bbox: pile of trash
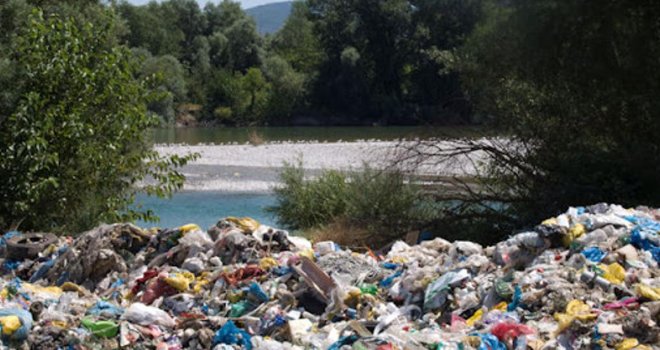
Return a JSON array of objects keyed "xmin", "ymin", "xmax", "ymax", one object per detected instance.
[{"xmin": 0, "ymin": 204, "xmax": 658, "ymax": 349}]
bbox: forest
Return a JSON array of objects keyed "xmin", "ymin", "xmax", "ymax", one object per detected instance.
[{"xmin": 1, "ymin": 0, "xmax": 483, "ymax": 127}]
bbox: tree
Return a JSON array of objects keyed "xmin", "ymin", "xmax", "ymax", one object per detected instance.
[
  {"xmin": 0, "ymin": 11, "xmax": 196, "ymax": 233},
  {"xmin": 270, "ymin": 1, "xmax": 322, "ymax": 75},
  {"xmin": 262, "ymin": 55, "xmax": 305, "ymax": 122},
  {"xmin": 403, "ymin": 0, "xmax": 660, "ymax": 242},
  {"xmin": 139, "ymin": 54, "xmax": 188, "ymax": 123}
]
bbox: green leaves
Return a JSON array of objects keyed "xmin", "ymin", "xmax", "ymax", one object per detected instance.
[{"xmin": 0, "ymin": 10, "xmax": 197, "ymax": 233}]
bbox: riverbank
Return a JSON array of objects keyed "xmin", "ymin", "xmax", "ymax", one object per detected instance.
[{"xmin": 156, "ymin": 140, "xmax": 482, "ymax": 192}]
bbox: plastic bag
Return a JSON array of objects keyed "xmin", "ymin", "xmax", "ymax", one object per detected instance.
[
  {"xmin": 86, "ymin": 301, "xmax": 124, "ymax": 318},
  {"xmin": 490, "ymin": 322, "xmax": 534, "ymax": 342},
  {"xmin": 563, "ymin": 224, "xmax": 585, "ymax": 246},
  {"xmin": 213, "ymin": 320, "xmax": 252, "ymax": 349},
  {"xmin": 81, "ymin": 318, "xmax": 119, "ymax": 338},
  {"xmin": 424, "ymin": 269, "xmax": 470, "ymax": 311},
  {"xmin": 163, "ymin": 271, "xmax": 195, "ymax": 291},
  {"xmin": 598, "ymin": 262, "xmax": 626, "ymax": 284},
  {"xmin": 225, "ymin": 217, "xmax": 260, "ymax": 233},
  {"xmin": 121, "ymin": 303, "xmax": 175, "ymax": 328},
  {"xmin": 178, "ymin": 223, "xmax": 201, "ymax": 234},
  {"xmin": 582, "ymin": 247, "xmax": 607, "ymax": 263},
  {"xmin": 0, "ymin": 308, "xmax": 32, "ymax": 341},
  {"xmin": 466, "ymin": 309, "xmax": 484, "ymax": 327},
  {"xmin": 635, "ymin": 284, "xmax": 660, "ymax": 301},
  {"xmin": 475, "ymin": 333, "xmax": 506, "ymax": 350},
  {"xmin": 553, "ymin": 300, "xmax": 597, "ymax": 333},
  {"xmin": 248, "ymin": 282, "xmax": 269, "ymax": 302},
  {"xmin": 0, "ymin": 316, "xmax": 21, "ymax": 336}
]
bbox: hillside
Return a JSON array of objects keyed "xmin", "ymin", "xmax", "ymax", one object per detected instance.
[{"xmin": 246, "ymin": 1, "xmax": 293, "ymax": 35}]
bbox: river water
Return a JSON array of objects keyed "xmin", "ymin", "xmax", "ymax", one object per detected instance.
[
  {"xmin": 134, "ymin": 191, "xmax": 279, "ymax": 229},
  {"xmin": 137, "ymin": 126, "xmax": 476, "ymax": 229}
]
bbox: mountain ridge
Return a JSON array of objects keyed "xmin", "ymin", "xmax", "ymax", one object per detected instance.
[{"xmin": 246, "ymin": 1, "xmax": 293, "ymax": 35}]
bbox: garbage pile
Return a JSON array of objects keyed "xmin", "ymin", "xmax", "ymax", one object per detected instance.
[{"xmin": 0, "ymin": 204, "xmax": 658, "ymax": 349}]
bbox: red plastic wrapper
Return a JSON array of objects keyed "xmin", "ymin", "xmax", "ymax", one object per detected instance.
[
  {"xmin": 490, "ymin": 321, "xmax": 534, "ymax": 342},
  {"xmin": 221, "ymin": 265, "xmax": 266, "ymax": 285}
]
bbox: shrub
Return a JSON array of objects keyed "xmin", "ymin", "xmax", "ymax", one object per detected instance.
[
  {"xmin": 269, "ymin": 162, "xmax": 436, "ymax": 246},
  {"xmin": 0, "ymin": 11, "xmax": 196, "ymax": 233}
]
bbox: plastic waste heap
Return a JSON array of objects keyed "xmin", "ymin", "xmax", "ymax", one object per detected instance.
[{"xmin": 0, "ymin": 205, "xmax": 657, "ymax": 349}]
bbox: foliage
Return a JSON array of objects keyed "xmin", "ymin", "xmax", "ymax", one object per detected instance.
[
  {"xmin": 0, "ymin": 11, "xmax": 196, "ymax": 233},
  {"xmin": 261, "ymin": 55, "xmax": 305, "ymax": 122},
  {"xmin": 270, "ymin": 162, "xmax": 436, "ymax": 246},
  {"xmin": 410, "ymin": 0, "xmax": 660, "ymax": 242},
  {"xmin": 113, "ymin": 0, "xmax": 482, "ymax": 125},
  {"xmin": 306, "ymin": 0, "xmax": 482, "ymax": 123},
  {"xmin": 138, "ymin": 54, "xmax": 188, "ymax": 124}
]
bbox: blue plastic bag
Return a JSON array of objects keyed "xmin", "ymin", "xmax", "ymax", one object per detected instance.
[
  {"xmin": 328, "ymin": 335, "xmax": 359, "ymax": 350},
  {"xmin": 0, "ymin": 231, "xmax": 21, "ymax": 248},
  {"xmin": 87, "ymin": 301, "xmax": 124, "ymax": 318},
  {"xmin": 248, "ymin": 282, "xmax": 269, "ymax": 302},
  {"xmin": 581, "ymin": 247, "xmax": 607, "ymax": 263},
  {"xmin": 475, "ymin": 333, "xmax": 506, "ymax": 350},
  {"xmin": 0, "ymin": 308, "xmax": 33, "ymax": 341},
  {"xmin": 507, "ymin": 285, "xmax": 522, "ymax": 312},
  {"xmin": 213, "ymin": 320, "xmax": 252, "ymax": 349},
  {"xmin": 380, "ymin": 270, "xmax": 402, "ymax": 288},
  {"xmin": 29, "ymin": 259, "xmax": 55, "ymax": 283}
]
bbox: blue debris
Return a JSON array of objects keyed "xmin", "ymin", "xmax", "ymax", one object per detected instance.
[
  {"xmin": 248, "ymin": 282, "xmax": 269, "ymax": 302},
  {"xmin": 213, "ymin": 320, "xmax": 252, "ymax": 350},
  {"xmin": 581, "ymin": 247, "xmax": 607, "ymax": 263},
  {"xmin": 87, "ymin": 301, "xmax": 124, "ymax": 318}
]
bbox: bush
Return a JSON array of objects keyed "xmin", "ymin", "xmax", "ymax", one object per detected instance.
[
  {"xmin": 0, "ymin": 11, "xmax": 196, "ymax": 233},
  {"xmin": 269, "ymin": 162, "xmax": 436, "ymax": 246}
]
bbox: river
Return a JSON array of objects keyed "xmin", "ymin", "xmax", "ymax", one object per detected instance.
[{"xmin": 136, "ymin": 126, "xmax": 478, "ymax": 229}]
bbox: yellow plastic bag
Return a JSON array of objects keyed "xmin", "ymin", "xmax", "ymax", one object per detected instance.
[
  {"xmin": 599, "ymin": 263, "xmax": 626, "ymax": 284},
  {"xmin": 225, "ymin": 217, "xmax": 260, "ymax": 233},
  {"xmin": 21, "ymin": 283, "xmax": 63, "ymax": 298},
  {"xmin": 563, "ymin": 223, "xmax": 585, "ymax": 246},
  {"xmin": 260, "ymin": 257, "xmax": 278, "ymax": 270},
  {"xmin": 298, "ymin": 249, "xmax": 315, "ymax": 261},
  {"xmin": 193, "ymin": 273, "xmax": 211, "ymax": 294},
  {"xmin": 615, "ymin": 338, "xmax": 641, "ymax": 350},
  {"xmin": 635, "ymin": 284, "xmax": 660, "ymax": 301},
  {"xmin": 492, "ymin": 301, "xmax": 508, "ymax": 311},
  {"xmin": 179, "ymin": 224, "xmax": 202, "ymax": 234},
  {"xmin": 163, "ymin": 272, "xmax": 195, "ymax": 291},
  {"xmin": 0, "ymin": 316, "xmax": 21, "ymax": 335},
  {"xmin": 541, "ymin": 218, "xmax": 558, "ymax": 226},
  {"xmin": 554, "ymin": 300, "xmax": 597, "ymax": 333},
  {"xmin": 465, "ymin": 309, "xmax": 483, "ymax": 327}
]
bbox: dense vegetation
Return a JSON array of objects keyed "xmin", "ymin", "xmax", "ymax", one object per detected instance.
[
  {"xmin": 0, "ymin": 3, "xmax": 196, "ymax": 233},
  {"xmin": 270, "ymin": 0, "xmax": 660, "ymax": 244},
  {"xmin": 269, "ymin": 163, "xmax": 437, "ymax": 246},
  {"xmin": 112, "ymin": 0, "xmax": 482, "ymax": 126},
  {"xmin": 2, "ymin": 0, "xmax": 658, "ymax": 244},
  {"xmin": 408, "ymin": 0, "xmax": 660, "ymax": 242}
]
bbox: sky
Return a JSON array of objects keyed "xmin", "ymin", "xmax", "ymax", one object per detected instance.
[{"xmin": 127, "ymin": 0, "xmax": 281, "ymax": 9}]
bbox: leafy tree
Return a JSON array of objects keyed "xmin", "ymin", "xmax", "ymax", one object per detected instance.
[
  {"xmin": 262, "ymin": 55, "xmax": 305, "ymax": 123},
  {"xmin": 204, "ymin": 0, "xmax": 244, "ymax": 35},
  {"xmin": 223, "ymin": 17, "xmax": 262, "ymax": 72},
  {"xmin": 270, "ymin": 1, "xmax": 323, "ymax": 75},
  {"xmin": 117, "ymin": 2, "xmax": 184, "ymax": 57},
  {"xmin": 407, "ymin": 0, "xmax": 660, "ymax": 242},
  {"xmin": 238, "ymin": 68, "xmax": 271, "ymax": 124},
  {"xmin": 139, "ymin": 54, "xmax": 188, "ymax": 123},
  {"xmin": 0, "ymin": 11, "xmax": 196, "ymax": 233}
]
